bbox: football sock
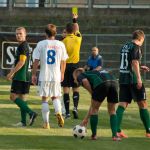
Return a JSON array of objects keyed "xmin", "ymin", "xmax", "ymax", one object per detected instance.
[
  {"xmin": 139, "ymin": 108, "xmax": 150, "ymax": 133},
  {"xmin": 42, "ymin": 102, "xmax": 50, "ymax": 123},
  {"xmin": 73, "ymin": 92, "xmax": 79, "ymax": 109},
  {"xmin": 116, "ymin": 105, "xmax": 125, "ymax": 132},
  {"xmin": 110, "ymin": 114, "xmax": 117, "ymax": 137},
  {"xmin": 14, "ymin": 98, "xmax": 33, "ymax": 114},
  {"xmin": 64, "ymin": 93, "xmax": 70, "ymax": 115},
  {"xmin": 90, "ymin": 114, "xmax": 98, "ymax": 136},
  {"xmin": 20, "ymin": 101, "xmax": 27, "ymax": 125},
  {"xmin": 52, "ymin": 98, "xmax": 62, "ymax": 114}
]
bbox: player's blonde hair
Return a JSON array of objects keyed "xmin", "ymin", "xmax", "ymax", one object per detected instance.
[{"xmin": 132, "ymin": 30, "xmax": 145, "ymax": 41}]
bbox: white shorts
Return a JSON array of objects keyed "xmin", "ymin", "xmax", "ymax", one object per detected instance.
[{"xmin": 38, "ymin": 81, "xmax": 62, "ymax": 97}]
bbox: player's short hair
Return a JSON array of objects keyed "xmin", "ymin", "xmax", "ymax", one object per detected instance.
[
  {"xmin": 132, "ymin": 30, "xmax": 145, "ymax": 40},
  {"xmin": 16, "ymin": 27, "xmax": 26, "ymax": 33},
  {"xmin": 45, "ymin": 24, "xmax": 57, "ymax": 37},
  {"xmin": 66, "ymin": 23, "xmax": 74, "ymax": 34}
]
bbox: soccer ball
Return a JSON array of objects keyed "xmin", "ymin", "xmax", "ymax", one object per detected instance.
[{"xmin": 72, "ymin": 125, "xmax": 86, "ymax": 139}]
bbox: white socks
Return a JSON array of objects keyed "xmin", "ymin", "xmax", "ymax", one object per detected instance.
[
  {"xmin": 42, "ymin": 102, "xmax": 50, "ymax": 123},
  {"xmin": 52, "ymin": 98, "xmax": 62, "ymax": 114}
]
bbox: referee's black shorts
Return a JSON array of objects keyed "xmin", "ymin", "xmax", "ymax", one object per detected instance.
[
  {"xmin": 61, "ymin": 63, "xmax": 79, "ymax": 88},
  {"xmin": 92, "ymin": 81, "xmax": 118, "ymax": 103},
  {"xmin": 11, "ymin": 80, "xmax": 30, "ymax": 94}
]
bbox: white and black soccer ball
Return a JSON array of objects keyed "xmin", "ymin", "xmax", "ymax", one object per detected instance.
[{"xmin": 72, "ymin": 125, "xmax": 86, "ymax": 139}]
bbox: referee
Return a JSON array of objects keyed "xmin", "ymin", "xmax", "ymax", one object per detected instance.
[{"xmin": 61, "ymin": 14, "xmax": 82, "ymax": 119}]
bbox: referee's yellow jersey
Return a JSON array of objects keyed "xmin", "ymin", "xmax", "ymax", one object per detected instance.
[{"xmin": 62, "ymin": 31, "xmax": 82, "ymax": 63}]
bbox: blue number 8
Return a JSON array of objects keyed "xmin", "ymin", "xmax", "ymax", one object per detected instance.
[{"xmin": 47, "ymin": 50, "xmax": 56, "ymax": 64}]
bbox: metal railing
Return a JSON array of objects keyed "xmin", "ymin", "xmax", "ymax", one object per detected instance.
[{"xmin": 1, "ymin": 0, "xmax": 150, "ymax": 8}]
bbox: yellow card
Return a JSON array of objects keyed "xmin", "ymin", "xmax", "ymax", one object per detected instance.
[{"xmin": 72, "ymin": 7, "xmax": 78, "ymax": 15}]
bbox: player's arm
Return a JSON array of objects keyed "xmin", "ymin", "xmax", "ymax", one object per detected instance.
[
  {"xmin": 6, "ymin": 55, "xmax": 26, "ymax": 80},
  {"xmin": 81, "ymin": 101, "xmax": 93, "ymax": 126},
  {"xmin": 32, "ymin": 59, "xmax": 39, "ymax": 85},
  {"xmin": 60, "ymin": 60, "xmax": 66, "ymax": 82},
  {"xmin": 132, "ymin": 60, "xmax": 142, "ymax": 89},
  {"xmin": 82, "ymin": 78, "xmax": 92, "ymax": 94},
  {"xmin": 32, "ymin": 43, "xmax": 41, "ymax": 85},
  {"xmin": 72, "ymin": 14, "xmax": 79, "ymax": 33}
]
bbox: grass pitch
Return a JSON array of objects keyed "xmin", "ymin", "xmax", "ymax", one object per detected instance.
[{"xmin": 0, "ymin": 78, "xmax": 150, "ymax": 150}]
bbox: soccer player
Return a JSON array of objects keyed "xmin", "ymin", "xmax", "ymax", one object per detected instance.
[
  {"xmin": 84, "ymin": 46, "xmax": 103, "ymax": 71},
  {"xmin": 32, "ymin": 24, "xmax": 68, "ymax": 129},
  {"xmin": 116, "ymin": 30, "xmax": 150, "ymax": 138},
  {"xmin": 6, "ymin": 27, "xmax": 37, "ymax": 127},
  {"xmin": 73, "ymin": 68, "xmax": 120, "ymax": 141},
  {"xmin": 62, "ymin": 14, "xmax": 82, "ymax": 119}
]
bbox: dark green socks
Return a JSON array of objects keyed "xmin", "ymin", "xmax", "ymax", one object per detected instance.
[
  {"xmin": 14, "ymin": 98, "xmax": 33, "ymax": 115},
  {"xmin": 116, "ymin": 105, "xmax": 125, "ymax": 132},
  {"xmin": 90, "ymin": 114, "xmax": 98, "ymax": 136},
  {"xmin": 140, "ymin": 108, "xmax": 150, "ymax": 133},
  {"xmin": 110, "ymin": 114, "xmax": 117, "ymax": 137}
]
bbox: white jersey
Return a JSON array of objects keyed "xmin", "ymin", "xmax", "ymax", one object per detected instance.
[{"xmin": 33, "ymin": 39, "xmax": 68, "ymax": 82}]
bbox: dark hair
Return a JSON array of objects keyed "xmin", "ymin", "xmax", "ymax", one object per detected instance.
[
  {"xmin": 66, "ymin": 23, "xmax": 74, "ymax": 34},
  {"xmin": 132, "ymin": 30, "xmax": 145, "ymax": 40},
  {"xmin": 45, "ymin": 24, "xmax": 57, "ymax": 37}
]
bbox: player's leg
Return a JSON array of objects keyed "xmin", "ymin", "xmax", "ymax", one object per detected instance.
[
  {"xmin": 72, "ymin": 87, "xmax": 79, "ymax": 119},
  {"xmin": 63, "ymin": 87, "xmax": 70, "ymax": 118},
  {"xmin": 90, "ymin": 100, "xmax": 101, "ymax": 140},
  {"xmin": 134, "ymin": 84, "xmax": 150, "ymax": 137},
  {"xmin": 38, "ymin": 81, "xmax": 50, "ymax": 129},
  {"xmin": 138, "ymin": 100, "xmax": 150, "ymax": 137},
  {"xmin": 18, "ymin": 94, "xmax": 27, "ymax": 126},
  {"xmin": 10, "ymin": 81, "xmax": 37, "ymax": 126},
  {"xmin": 52, "ymin": 96, "xmax": 64, "ymax": 127},
  {"xmin": 50, "ymin": 82, "xmax": 64, "ymax": 127},
  {"xmin": 62, "ymin": 64, "xmax": 71, "ymax": 118},
  {"xmin": 42, "ymin": 97, "xmax": 50, "ymax": 129},
  {"xmin": 108, "ymin": 103, "xmax": 121, "ymax": 141},
  {"xmin": 116, "ymin": 84, "xmax": 131, "ymax": 138},
  {"xmin": 107, "ymin": 81, "xmax": 121, "ymax": 141},
  {"xmin": 71, "ymin": 64, "xmax": 80, "ymax": 119}
]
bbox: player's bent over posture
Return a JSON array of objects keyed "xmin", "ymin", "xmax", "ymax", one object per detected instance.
[
  {"xmin": 73, "ymin": 68, "xmax": 121, "ymax": 141},
  {"xmin": 116, "ymin": 30, "xmax": 150, "ymax": 138},
  {"xmin": 32, "ymin": 24, "xmax": 68, "ymax": 129},
  {"xmin": 6, "ymin": 27, "xmax": 37, "ymax": 127}
]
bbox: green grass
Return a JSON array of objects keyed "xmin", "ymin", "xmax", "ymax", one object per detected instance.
[{"xmin": 0, "ymin": 79, "xmax": 150, "ymax": 150}]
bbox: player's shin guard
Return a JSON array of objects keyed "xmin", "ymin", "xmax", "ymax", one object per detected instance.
[
  {"xmin": 73, "ymin": 92, "xmax": 79, "ymax": 109},
  {"xmin": 116, "ymin": 105, "xmax": 125, "ymax": 132},
  {"xmin": 64, "ymin": 93, "xmax": 70, "ymax": 115},
  {"xmin": 139, "ymin": 108, "xmax": 150, "ymax": 133},
  {"xmin": 110, "ymin": 114, "xmax": 117, "ymax": 137},
  {"xmin": 52, "ymin": 98, "xmax": 62, "ymax": 114},
  {"xmin": 42, "ymin": 102, "xmax": 50, "ymax": 123},
  {"xmin": 90, "ymin": 114, "xmax": 98, "ymax": 137}
]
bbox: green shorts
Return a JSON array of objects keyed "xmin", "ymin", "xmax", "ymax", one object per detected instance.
[{"xmin": 119, "ymin": 84, "xmax": 146, "ymax": 103}]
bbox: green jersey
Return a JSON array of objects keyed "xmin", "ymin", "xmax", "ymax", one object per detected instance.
[
  {"xmin": 77, "ymin": 70, "xmax": 116, "ymax": 90},
  {"xmin": 119, "ymin": 42, "xmax": 142, "ymax": 84},
  {"xmin": 13, "ymin": 41, "xmax": 30, "ymax": 82}
]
